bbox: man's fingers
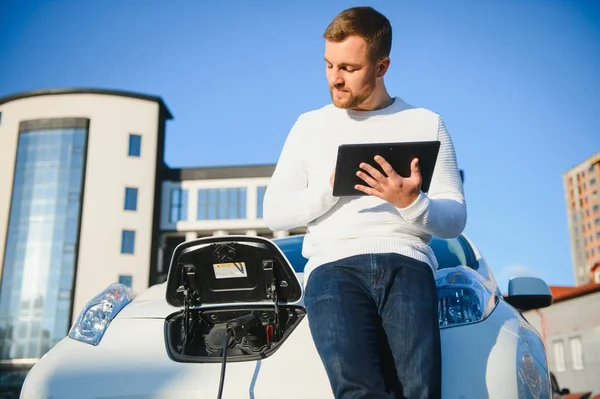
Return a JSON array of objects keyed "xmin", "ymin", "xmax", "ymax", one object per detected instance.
[
  {"xmin": 359, "ymin": 162, "xmax": 385, "ymax": 181},
  {"xmin": 374, "ymin": 155, "xmax": 398, "ymax": 178},
  {"xmin": 354, "ymin": 184, "xmax": 384, "ymax": 198},
  {"xmin": 356, "ymin": 171, "xmax": 381, "ymax": 190}
]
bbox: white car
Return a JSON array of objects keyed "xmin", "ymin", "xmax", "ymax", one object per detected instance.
[{"xmin": 20, "ymin": 234, "xmax": 554, "ymax": 399}]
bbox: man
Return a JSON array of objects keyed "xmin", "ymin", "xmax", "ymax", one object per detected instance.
[{"xmin": 263, "ymin": 6, "xmax": 466, "ymax": 399}]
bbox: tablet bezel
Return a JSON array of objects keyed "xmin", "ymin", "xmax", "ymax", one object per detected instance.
[{"xmin": 332, "ymin": 140, "xmax": 441, "ymax": 197}]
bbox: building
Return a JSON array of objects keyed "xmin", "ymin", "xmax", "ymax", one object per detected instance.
[
  {"xmin": 0, "ymin": 88, "xmax": 304, "ymax": 383},
  {"xmin": 523, "ymin": 277, "xmax": 600, "ymax": 395},
  {"xmin": 156, "ymin": 165, "xmax": 306, "ymax": 284},
  {"xmin": 0, "ymin": 88, "xmax": 175, "ymax": 366},
  {"xmin": 563, "ymin": 153, "xmax": 600, "ymax": 285}
]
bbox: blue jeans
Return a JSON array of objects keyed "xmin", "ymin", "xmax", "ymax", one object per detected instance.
[{"xmin": 303, "ymin": 253, "xmax": 441, "ymax": 399}]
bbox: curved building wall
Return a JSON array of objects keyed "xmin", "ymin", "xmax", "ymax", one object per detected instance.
[{"xmin": 0, "ymin": 91, "xmax": 169, "ymax": 362}]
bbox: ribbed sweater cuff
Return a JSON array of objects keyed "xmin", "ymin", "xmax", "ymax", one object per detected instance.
[{"xmin": 396, "ymin": 191, "xmax": 430, "ymax": 221}]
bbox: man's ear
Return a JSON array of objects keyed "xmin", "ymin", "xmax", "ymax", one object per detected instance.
[{"xmin": 377, "ymin": 57, "xmax": 391, "ymax": 78}]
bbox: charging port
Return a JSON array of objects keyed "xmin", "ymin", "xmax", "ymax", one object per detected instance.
[
  {"xmin": 163, "ymin": 237, "xmax": 306, "ymax": 364},
  {"xmin": 165, "ymin": 305, "xmax": 306, "ymax": 363}
]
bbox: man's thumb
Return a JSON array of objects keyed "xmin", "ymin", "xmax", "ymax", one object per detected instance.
[{"xmin": 411, "ymin": 158, "xmax": 421, "ymax": 178}]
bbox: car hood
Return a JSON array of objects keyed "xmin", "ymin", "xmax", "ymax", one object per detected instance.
[{"xmin": 116, "ymin": 283, "xmax": 178, "ymax": 319}]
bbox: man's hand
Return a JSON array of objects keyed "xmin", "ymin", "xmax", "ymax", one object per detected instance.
[
  {"xmin": 355, "ymin": 155, "xmax": 422, "ymax": 208},
  {"xmin": 330, "ymin": 171, "xmax": 335, "ymax": 188}
]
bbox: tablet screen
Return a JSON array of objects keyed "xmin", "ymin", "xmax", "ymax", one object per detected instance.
[{"xmin": 332, "ymin": 140, "xmax": 440, "ymax": 197}]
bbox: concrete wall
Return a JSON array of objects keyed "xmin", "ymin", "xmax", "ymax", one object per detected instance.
[
  {"xmin": 0, "ymin": 92, "xmax": 164, "ymax": 322},
  {"xmin": 524, "ymin": 291, "xmax": 600, "ymax": 393}
]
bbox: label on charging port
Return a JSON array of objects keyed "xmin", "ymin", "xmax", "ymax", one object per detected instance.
[{"xmin": 213, "ymin": 262, "xmax": 248, "ymax": 279}]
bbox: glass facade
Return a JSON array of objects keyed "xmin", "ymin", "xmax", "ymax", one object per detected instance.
[
  {"xmin": 0, "ymin": 125, "xmax": 87, "ymax": 360},
  {"xmin": 197, "ymin": 188, "xmax": 247, "ymax": 220}
]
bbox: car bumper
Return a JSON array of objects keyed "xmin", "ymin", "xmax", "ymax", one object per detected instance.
[
  {"xmin": 20, "ymin": 302, "xmax": 548, "ymax": 398},
  {"xmin": 20, "ymin": 316, "xmax": 331, "ymax": 399}
]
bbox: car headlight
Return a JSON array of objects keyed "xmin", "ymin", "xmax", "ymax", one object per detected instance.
[
  {"xmin": 436, "ymin": 266, "xmax": 497, "ymax": 329},
  {"xmin": 68, "ymin": 283, "xmax": 134, "ymax": 345}
]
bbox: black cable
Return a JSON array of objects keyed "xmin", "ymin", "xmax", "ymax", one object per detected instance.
[
  {"xmin": 217, "ymin": 330, "xmax": 233, "ymax": 399},
  {"xmin": 216, "ymin": 314, "xmax": 264, "ymax": 399}
]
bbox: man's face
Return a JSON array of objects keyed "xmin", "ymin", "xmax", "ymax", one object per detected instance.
[{"xmin": 324, "ymin": 35, "xmax": 382, "ymax": 109}]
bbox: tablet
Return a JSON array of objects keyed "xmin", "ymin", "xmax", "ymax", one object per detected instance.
[{"xmin": 332, "ymin": 140, "xmax": 441, "ymax": 197}]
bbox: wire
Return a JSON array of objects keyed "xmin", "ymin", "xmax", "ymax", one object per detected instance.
[{"xmin": 217, "ymin": 331, "xmax": 233, "ymax": 399}]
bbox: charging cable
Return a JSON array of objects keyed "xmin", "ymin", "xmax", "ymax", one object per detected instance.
[
  {"xmin": 216, "ymin": 313, "xmax": 264, "ymax": 399},
  {"xmin": 216, "ymin": 329, "xmax": 234, "ymax": 399}
]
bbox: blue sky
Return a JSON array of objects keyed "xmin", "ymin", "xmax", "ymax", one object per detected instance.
[{"xmin": 1, "ymin": 0, "xmax": 599, "ymax": 292}]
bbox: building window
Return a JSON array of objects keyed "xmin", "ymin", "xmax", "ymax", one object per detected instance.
[
  {"xmin": 169, "ymin": 188, "xmax": 188, "ymax": 222},
  {"xmin": 257, "ymin": 186, "xmax": 267, "ymax": 219},
  {"xmin": 118, "ymin": 275, "xmax": 133, "ymax": 288},
  {"xmin": 121, "ymin": 230, "xmax": 135, "ymax": 254},
  {"xmin": 128, "ymin": 134, "xmax": 142, "ymax": 157},
  {"xmin": 594, "ymin": 204, "xmax": 600, "ymax": 213},
  {"xmin": 124, "ymin": 187, "xmax": 138, "ymax": 211},
  {"xmin": 197, "ymin": 188, "xmax": 247, "ymax": 220},
  {"xmin": 553, "ymin": 340, "xmax": 566, "ymax": 372},
  {"xmin": 591, "ymin": 178, "xmax": 597, "ymax": 186},
  {"xmin": 0, "ymin": 122, "xmax": 88, "ymax": 360},
  {"xmin": 570, "ymin": 337, "xmax": 584, "ymax": 370}
]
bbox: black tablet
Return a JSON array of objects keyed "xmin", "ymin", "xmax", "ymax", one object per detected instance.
[{"xmin": 332, "ymin": 140, "xmax": 441, "ymax": 197}]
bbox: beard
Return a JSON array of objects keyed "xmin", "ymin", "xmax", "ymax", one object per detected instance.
[{"xmin": 329, "ymin": 74, "xmax": 377, "ymax": 109}]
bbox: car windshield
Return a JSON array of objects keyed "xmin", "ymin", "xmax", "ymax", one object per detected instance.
[{"xmin": 274, "ymin": 235, "xmax": 476, "ymax": 274}]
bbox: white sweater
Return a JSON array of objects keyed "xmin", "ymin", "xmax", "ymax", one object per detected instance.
[{"xmin": 263, "ymin": 97, "xmax": 467, "ymax": 284}]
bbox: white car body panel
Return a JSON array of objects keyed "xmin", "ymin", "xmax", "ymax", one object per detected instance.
[
  {"xmin": 21, "ymin": 288, "xmax": 549, "ymax": 399},
  {"xmin": 19, "ymin": 235, "xmax": 552, "ymax": 399}
]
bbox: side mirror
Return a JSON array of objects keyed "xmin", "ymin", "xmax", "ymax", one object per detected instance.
[
  {"xmin": 560, "ymin": 388, "xmax": 570, "ymax": 395},
  {"xmin": 505, "ymin": 277, "xmax": 553, "ymax": 311}
]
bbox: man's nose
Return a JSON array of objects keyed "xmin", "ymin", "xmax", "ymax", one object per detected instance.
[{"xmin": 330, "ymin": 74, "xmax": 344, "ymax": 87}]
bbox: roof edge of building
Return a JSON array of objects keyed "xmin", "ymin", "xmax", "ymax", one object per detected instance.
[
  {"xmin": 549, "ymin": 282, "xmax": 600, "ymax": 303},
  {"xmin": 563, "ymin": 151, "xmax": 600, "ymax": 175},
  {"xmin": 0, "ymin": 87, "xmax": 173, "ymax": 119},
  {"xmin": 164, "ymin": 163, "xmax": 277, "ymax": 181}
]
